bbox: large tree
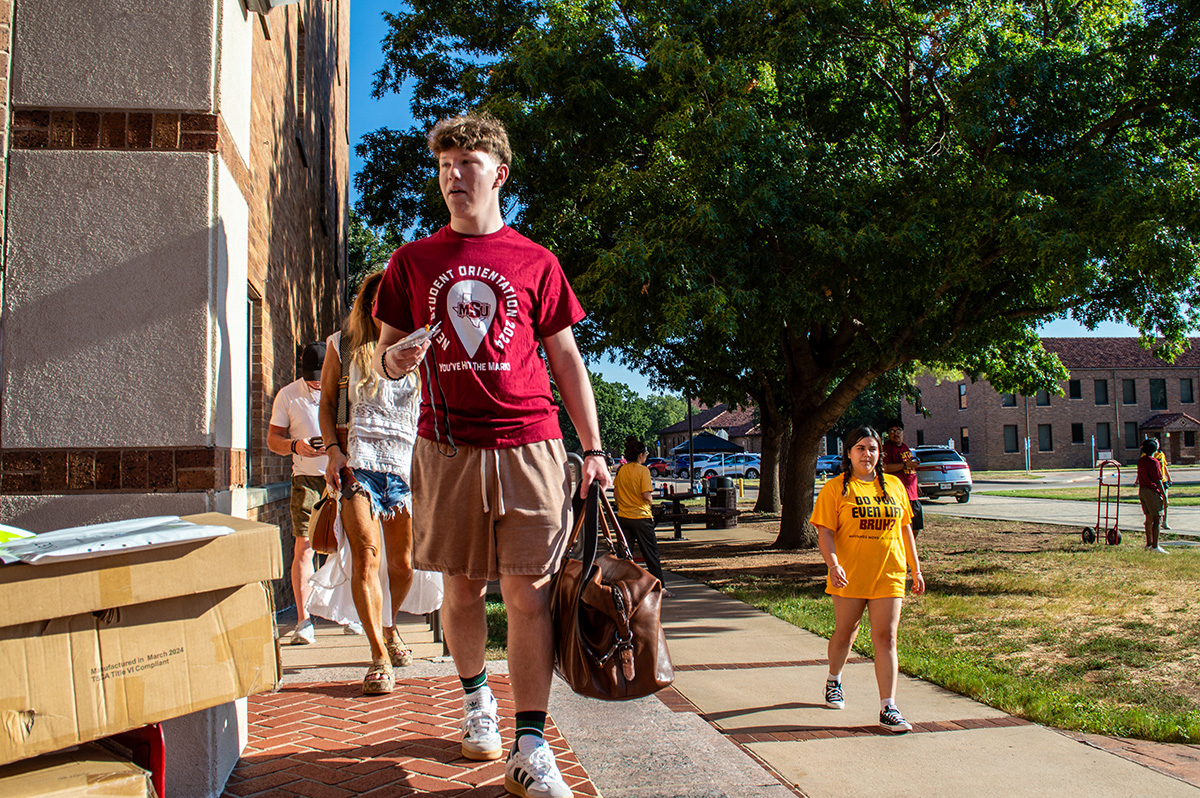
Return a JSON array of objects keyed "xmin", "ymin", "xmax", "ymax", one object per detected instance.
[{"xmin": 358, "ymin": 0, "xmax": 1200, "ymax": 547}]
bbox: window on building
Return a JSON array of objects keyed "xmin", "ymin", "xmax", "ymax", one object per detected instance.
[
  {"xmin": 1182, "ymin": 379, "xmax": 1195, "ymax": 404},
  {"xmin": 1071, "ymin": 423, "xmax": 1084, "ymax": 444},
  {"xmin": 1095, "ymin": 379, "xmax": 1109, "ymax": 405},
  {"xmin": 1068, "ymin": 379, "xmax": 1081, "ymax": 399},
  {"xmin": 296, "ymin": 14, "xmax": 307, "ymax": 119},
  {"xmin": 1038, "ymin": 424, "xmax": 1052, "ymax": 451},
  {"xmin": 319, "ymin": 120, "xmax": 330, "ymax": 235},
  {"xmin": 916, "ymin": 430, "xmax": 924, "ymax": 446},
  {"xmin": 958, "ymin": 384, "xmax": 967, "ymax": 409},
  {"xmin": 1150, "ymin": 378, "xmax": 1167, "ymax": 410},
  {"xmin": 1004, "ymin": 425, "xmax": 1019, "ymax": 453},
  {"xmin": 1186, "ymin": 431, "xmax": 1196, "ymax": 447},
  {"xmin": 1000, "ymin": 392, "xmax": 1017, "ymax": 407},
  {"xmin": 1124, "ymin": 422, "xmax": 1140, "ymax": 449},
  {"xmin": 1035, "ymin": 389, "xmax": 1050, "ymax": 406},
  {"xmin": 960, "ymin": 427, "xmax": 970, "ymax": 455},
  {"xmin": 1122, "ymin": 379, "xmax": 1137, "ymax": 404},
  {"xmin": 1096, "ymin": 422, "xmax": 1111, "ymax": 450}
]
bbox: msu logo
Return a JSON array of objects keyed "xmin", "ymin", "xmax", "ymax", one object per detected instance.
[{"xmin": 453, "ymin": 294, "xmax": 492, "ymax": 330}]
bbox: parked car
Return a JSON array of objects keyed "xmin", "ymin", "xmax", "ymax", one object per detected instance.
[
  {"xmin": 645, "ymin": 457, "xmax": 671, "ymax": 477},
  {"xmin": 673, "ymin": 452, "xmax": 724, "ymax": 479},
  {"xmin": 700, "ymin": 453, "xmax": 762, "ymax": 479},
  {"xmin": 816, "ymin": 454, "xmax": 843, "ymax": 476},
  {"xmin": 912, "ymin": 446, "xmax": 972, "ymax": 502}
]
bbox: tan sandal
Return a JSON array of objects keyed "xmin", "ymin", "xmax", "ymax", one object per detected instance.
[
  {"xmin": 385, "ymin": 637, "xmax": 413, "ymax": 668},
  {"xmin": 362, "ymin": 659, "xmax": 395, "ymax": 695}
]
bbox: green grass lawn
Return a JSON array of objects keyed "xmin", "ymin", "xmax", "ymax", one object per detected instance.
[
  {"xmin": 983, "ymin": 485, "xmax": 1200, "ymax": 506},
  {"xmin": 669, "ymin": 517, "xmax": 1200, "ymax": 744}
]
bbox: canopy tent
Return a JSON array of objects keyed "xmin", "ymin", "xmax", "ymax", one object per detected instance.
[{"xmin": 670, "ymin": 432, "xmax": 744, "ymax": 454}]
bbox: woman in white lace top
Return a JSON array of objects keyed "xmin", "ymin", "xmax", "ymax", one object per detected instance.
[{"xmin": 318, "ymin": 270, "xmax": 421, "ymax": 695}]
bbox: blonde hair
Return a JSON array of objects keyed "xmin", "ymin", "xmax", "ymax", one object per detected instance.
[{"xmin": 344, "ymin": 270, "xmax": 385, "ymax": 395}]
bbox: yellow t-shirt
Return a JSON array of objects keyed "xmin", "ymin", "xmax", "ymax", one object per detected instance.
[
  {"xmin": 1153, "ymin": 451, "xmax": 1171, "ymax": 483},
  {"xmin": 614, "ymin": 462, "xmax": 653, "ymax": 519},
  {"xmin": 810, "ymin": 473, "xmax": 913, "ymax": 599}
]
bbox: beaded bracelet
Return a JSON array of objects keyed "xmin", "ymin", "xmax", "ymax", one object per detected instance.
[
  {"xmin": 380, "ymin": 352, "xmax": 403, "ymax": 380},
  {"xmin": 582, "ymin": 449, "xmax": 606, "ymax": 459}
]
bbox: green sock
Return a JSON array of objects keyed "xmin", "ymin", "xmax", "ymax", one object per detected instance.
[
  {"xmin": 460, "ymin": 669, "xmax": 487, "ymax": 697},
  {"xmin": 514, "ymin": 711, "xmax": 546, "ymax": 748}
]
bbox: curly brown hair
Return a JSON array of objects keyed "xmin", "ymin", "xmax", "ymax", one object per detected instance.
[{"xmin": 427, "ymin": 113, "xmax": 512, "ymax": 167}]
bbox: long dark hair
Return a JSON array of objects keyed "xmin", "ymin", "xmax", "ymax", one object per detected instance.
[{"xmin": 840, "ymin": 426, "xmax": 887, "ymax": 496}]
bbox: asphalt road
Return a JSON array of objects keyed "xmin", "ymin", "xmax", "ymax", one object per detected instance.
[{"xmin": 653, "ymin": 469, "xmax": 1200, "ymax": 543}]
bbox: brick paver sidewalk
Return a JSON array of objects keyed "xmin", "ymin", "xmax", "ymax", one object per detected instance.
[{"xmin": 221, "ymin": 674, "xmax": 599, "ymax": 798}]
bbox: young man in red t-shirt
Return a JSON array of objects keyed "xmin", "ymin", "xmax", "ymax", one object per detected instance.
[
  {"xmin": 882, "ymin": 419, "xmax": 923, "ymax": 536},
  {"xmin": 372, "ymin": 114, "xmax": 608, "ymax": 798}
]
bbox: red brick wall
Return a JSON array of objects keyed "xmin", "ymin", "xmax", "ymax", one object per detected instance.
[
  {"xmin": 247, "ymin": 495, "xmax": 295, "ymax": 610},
  {"xmin": 247, "ymin": 1, "xmax": 348, "ymax": 492},
  {"xmin": 0, "ymin": 447, "xmax": 247, "ymax": 493},
  {"xmin": 904, "ymin": 367, "xmax": 1200, "ymax": 470}
]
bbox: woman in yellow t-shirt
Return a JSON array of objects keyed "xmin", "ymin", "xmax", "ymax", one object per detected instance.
[
  {"xmin": 614, "ymin": 436, "xmax": 673, "ymax": 597},
  {"xmin": 811, "ymin": 426, "xmax": 924, "ymax": 733}
]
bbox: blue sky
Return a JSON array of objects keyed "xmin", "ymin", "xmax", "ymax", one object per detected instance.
[{"xmin": 347, "ymin": 3, "xmax": 1140, "ymax": 397}]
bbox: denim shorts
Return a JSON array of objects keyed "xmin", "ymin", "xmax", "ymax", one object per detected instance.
[{"xmin": 349, "ymin": 468, "xmax": 412, "ymax": 519}]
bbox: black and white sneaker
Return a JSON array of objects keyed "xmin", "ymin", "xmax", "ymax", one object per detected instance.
[
  {"xmin": 879, "ymin": 706, "xmax": 912, "ymax": 733},
  {"xmin": 824, "ymin": 681, "xmax": 844, "ymax": 709},
  {"xmin": 504, "ymin": 736, "xmax": 572, "ymax": 798}
]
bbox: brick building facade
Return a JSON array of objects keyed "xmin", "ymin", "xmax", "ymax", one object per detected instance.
[
  {"xmin": 657, "ymin": 403, "xmax": 762, "ymax": 454},
  {"xmin": 0, "ymin": 1, "xmax": 348, "ymax": 608},
  {"xmin": 902, "ymin": 338, "xmax": 1200, "ymax": 470}
]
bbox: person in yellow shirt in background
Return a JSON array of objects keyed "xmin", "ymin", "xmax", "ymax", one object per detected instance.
[
  {"xmin": 812, "ymin": 426, "xmax": 925, "ymax": 734},
  {"xmin": 1152, "ymin": 443, "xmax": 1172, "ymax": 530},
  {"xmin": 614, "ymin": 436, "xmax": 673, "ymax": 598}
]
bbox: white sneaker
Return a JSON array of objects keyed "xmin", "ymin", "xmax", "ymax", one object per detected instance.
[
  {"xmin": 461, "ymin": 687, "xmax": 502, "ymax": 761},
  {"xmin": 1154, "ymin": 545, "xmax": 1170, "ymax": 554},
  {"xmin": 505, "ymin": 736, "xmax": 572, "ymax": 798},
  {"xmin": 290, "ymin": 619, "xmax": 315, "ymax": 645},
  {"xmin": 342, "ymin": 621, "xmax": 364, "ymax": 635}
]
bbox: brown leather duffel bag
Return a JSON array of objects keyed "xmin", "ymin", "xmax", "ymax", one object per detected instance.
[{"xmin": 550, "ymin": 484, "xmax": 674, "ymax": 701}]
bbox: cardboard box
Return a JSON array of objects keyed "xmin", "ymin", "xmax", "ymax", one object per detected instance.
[
  {"xmin": 0, "ymin": 514, "xmax": 282, "ymax": 766},
  {"xmin": 0, "ymin": 742, "xmax": 154, "ymax": 797},
  {"xmin": 0, "ymin": 513, "xmax": 282, "ymax": 627}
]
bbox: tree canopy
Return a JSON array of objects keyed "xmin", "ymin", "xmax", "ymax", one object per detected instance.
[
  {"xmin": 553, "ymin": 371, "xmax": 686, "ymax": 453},
  {"xmin": 358, "ymin": 0, "xmax": 1200, "ymax": 546}
]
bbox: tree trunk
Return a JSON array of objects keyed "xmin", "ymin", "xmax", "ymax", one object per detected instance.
[
  {"xmin": 773, "ymin": 414, "xmax": 830, "ymax": 549},
  {"xmin": 753, "ymin": 407, "xmax": 788, "ymax": 514}
]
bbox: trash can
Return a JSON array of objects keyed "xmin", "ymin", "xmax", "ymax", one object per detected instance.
[{"xmin": 707, "ymin": 477, "xmax": 739, "ymax": 529}]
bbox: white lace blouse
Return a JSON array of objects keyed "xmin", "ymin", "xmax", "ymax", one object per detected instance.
[{"xmin": 326, "ymin": 331, "xmax": 420, "ymax": 483}]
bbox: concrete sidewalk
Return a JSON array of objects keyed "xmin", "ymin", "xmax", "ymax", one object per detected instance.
[{"xmin": 226, "ymin": 521, "xmax": 1200, "ymax": 797}]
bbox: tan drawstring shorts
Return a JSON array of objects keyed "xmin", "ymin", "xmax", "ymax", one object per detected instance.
[{"xmin": 411, "ymin": 436, "xmax": 573, "ymax": 581}]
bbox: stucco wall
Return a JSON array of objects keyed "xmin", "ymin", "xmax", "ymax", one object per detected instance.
[
  {"xmin": 218, "ymin": 0, "xmax": 254, "ymax": 160},
  {"xmin": 215, "ymin": 159, "xmax": 250, "ymax": 450},
  {"xmin": 2, "ymin": 151, "xmax": 214, "ymax": 448},
  {"xmin": 0, "ymin": 492, "xmax": 212, "ymax": 533},
  {"xmin": 11, "ymin": 0, "xmax": 216, "ymax": 110}
]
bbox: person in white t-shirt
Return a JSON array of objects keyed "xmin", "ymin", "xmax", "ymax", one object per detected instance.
[{"xmin": 269, "ymin": 342, "xmax": 357, "ymax": 644}]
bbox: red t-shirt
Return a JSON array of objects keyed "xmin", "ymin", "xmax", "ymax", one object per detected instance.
[
  {"xmin": 373, "ymin": 225, "xmax": 585, "ymax": 449},
  {"xmin": 882, "ymin": 441, "xmax": 919, "ymax": 500},
  {"xmin": 1136, "ymin": 455, "xmax": 1164, "ymax": 495}
]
